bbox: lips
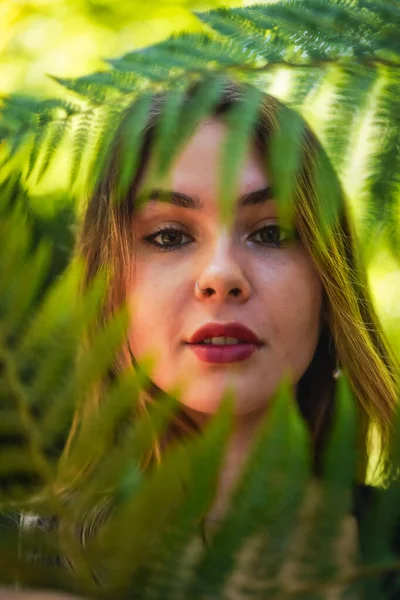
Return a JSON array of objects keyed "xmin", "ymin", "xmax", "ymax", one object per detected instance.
[{"xmin": 187, "ymin": 322, "xmax": 262, "ymax": 345}]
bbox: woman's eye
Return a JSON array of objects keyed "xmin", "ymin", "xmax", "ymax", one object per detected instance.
[
  {"xmin": 142, "ymin": 227, "xmax": 191, "ymax": 251},
  {"xmin": 250, "ymin": 224, "xmax": 286, "ymax": 247},
  {"xmin": 142, "ymin": 224, "xmax": 292, "ymax": 252}
]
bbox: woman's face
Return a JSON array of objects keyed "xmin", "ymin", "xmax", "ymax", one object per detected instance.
[{"xmin": 128, "ymin": 118, "xmax": 323, "ymax": 418}]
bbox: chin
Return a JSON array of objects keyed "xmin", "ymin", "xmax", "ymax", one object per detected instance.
[{"xmin": 176, "ymin": 380, "xmax": 269, "ymax": 417}]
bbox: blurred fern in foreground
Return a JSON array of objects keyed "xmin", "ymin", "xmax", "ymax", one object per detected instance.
[
  {"xmin": 0, "ymin": 0, "xmax": 400, "ymax": 598},
  {"xmin": 1, "ymin": 195, "xmax": 400, "ymax": 597}
]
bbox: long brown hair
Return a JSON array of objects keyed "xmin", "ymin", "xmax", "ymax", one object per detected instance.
[{"xmin": 58, "ymin": 81, "xmax": 399, "ymax": 543}]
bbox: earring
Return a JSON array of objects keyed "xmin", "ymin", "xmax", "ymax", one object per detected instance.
[{"xmin": 332, "ymin": 366, "xmax": 342, "ymax": 380}]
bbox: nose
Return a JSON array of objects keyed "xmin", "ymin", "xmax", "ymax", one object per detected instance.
[{"xmin": 195, "ymin": 231, "xmax": 251, "ymax": 303}]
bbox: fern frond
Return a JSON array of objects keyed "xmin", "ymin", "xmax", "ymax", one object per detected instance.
[
  {"xmin": 279, "ymin": 375, "xmax": 359, "ymax": 598},
  {"xmin": 177, "ymin": 74, "xmax": 226, "ymax": 149},
  {"xmin": 25, "ymin": 115, "xmax": 51, "ymax": 182},
  {"xmin": 19, "ymin": 269, "xmax": 105, "ymax": 420},
  {"xmin": 111, "ymin": 392, "xmax": 234, "ymax": 599},
  {"xmin": 245, "ymin": 0, "xmax": 400, "ymax": 63},
  {"xmin": 84, "ymin": 102, "xmax": 127, "ymax": 196},
  {"xmin": 218, "ymin": 84, "xmax": 263, "ymax": 222},
  {"xmin": 62, "ymin": 375, "xmax": 182, "ymax": 517},
  {"xmin": 107, "ymin": 57, "xmax": 169, "ymax": 83},
  {"xmin": 323, "ymin": 375, "xmax": 358, "ymax": 488},
  {"xmin": 0, "ymin": 96, "xmax": 80, "ymax": 183},
  {"xmin": 268, "ymin": 101, "xmax": 307, "ymax": 225},
  {"xmin": 362, "ymin": 71, "xmax": 400, "ymax": 259},
  {"xmin": 197, "ymin": 8, "xmax": 282, "ymax": 66},
  {"xmin": 0, "ymin": 335, "xmax": 52, "ymax": 502},
  {"xmin": 0, "ymin": 95, "xmax": 41, "ymax": 134},
  {"xmin": 17, "ymin": 260, "xmax": 89, "ymax": 360},
  {"xmin": 0, "ymin": 2, "xmax": 399, "ymax": 594},
  {"xmin": 323, "ymin": 67, "xmax": 378, "ymax": 173},
  {"xmin": 36, "ymin": 118, "xmax": 70, "ymax": 183},
  {"xmin": 39, "ymin": 308, "xmax": 129, "ymax": 451},
  {"xmin": 153, "ymin": 84, "xmax": 197, "ymax": 182},
  {"xmin": 116, "ymin": 92, "xmax": 153, "ymax": 201},
  {"xmin": 49, "ymin": 72, "xmax": 119, "ymax": 105},
  {"xmin": 0, "ymin": 239, "xmax": 51, "ymax": 342},
  {"xmin": 180, "ymin": 380, "xmax": 309, "ymax": 599},
  {"xmin": 109, "ymin": 33, "xmax": 258, "ymax": 83},
  {"xmin": 69, "ymin": 110, "xmax": 95, "ymax": 189}
]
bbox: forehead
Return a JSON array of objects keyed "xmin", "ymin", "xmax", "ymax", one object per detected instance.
[
  {"xmin": 137, "ymin": 119, "xmax": 270, "ymax": 214},
  {"xmin": 171, "ymin": 119, "xmax": 267, "ymax": 191}
]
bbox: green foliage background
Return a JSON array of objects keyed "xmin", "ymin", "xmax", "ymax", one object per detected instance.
[{"xmin": 1, "ymin": 1, "xmax": 400, "ymax": 598}]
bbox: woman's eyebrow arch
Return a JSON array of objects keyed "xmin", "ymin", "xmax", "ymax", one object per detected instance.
[{"xmin": 142, "ymin": 186, "xmax": 273, "ymax": 210}]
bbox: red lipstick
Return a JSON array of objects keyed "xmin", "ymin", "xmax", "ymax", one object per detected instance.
[{"xmin": 186, "ymin": 322, "xmax": 263, "ymax": 364}]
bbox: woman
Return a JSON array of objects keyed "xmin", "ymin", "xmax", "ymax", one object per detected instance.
[{"xmin": 53, "ymin": 79, "xmax": 398, "ymax": 586}]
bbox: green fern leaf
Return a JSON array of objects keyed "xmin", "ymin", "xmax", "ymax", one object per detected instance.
[
  {"xmin": 363, "ymin": 71, "xmax": 400, "ymax": 260},
  {"xmin": 323, "ymin": 374, "xmax": 358, "ymax": 488},
  {"xmin": 118, "ymin": 392, "xmax": 234, "ymax": 600},
  {"xmin": 116, "ymin": 92, "xmax": 153, "ymax": 202},
  {"xmin": 288, "ymin": 67, "xmax": 325, "ymax": 108},
  {"xmin": 39, "ymin": 307, "xmax": 129, "ymax": 450},
  {"xmin": 49, "ymin": 72, "xmax": 118, "ymax": 104},
  {"xmin": 358, "ymin": 0, "xmax": 400, "ymax": 27},
  {"xmin": 85, "ymin": 102, "xmax": 126, "ymax": 196},
  {"xmin": 21, "ymin": 272, "xmax": 106, "ymax": 418},
  {"xmin": 107, "ymin": 53, "xmax": 171, "ymax": 82},
  {"xmin": 64, "ymin": 380, "xmax": 182, "ymax": 524},
  {"xmin": 152, "ymin": 85, "xmax": 189, "ymax": 180},
  {"xmin": 1, "ymin": 239, "xmax": 51, "ymax": 342},
  {"xmin": 178, "ymin": 75, "xmax": 226, "ymax": 145},
  {"xmin": 268, "ymin": 101, "xmax": 307, "ymax": 227},
  {"xmin": 197, "ymin": 8, "xmax": 276, "ymax": 64},
  {"xmin": 109, "ymin": 33, "xmax": 256, "ymax": 82},
  {"xmin": 0, "ymin": 128, "xmax": 31, "ymax": 173},
  {"xmin": 70, "ymin": 111, "xmax": 94, "ymax": 188},
  {"xmin": 0, "ymin": 205, "xmax": 32, "ymax": 296},
  {"xmin": 313, "ymin": 143, "xmax": 345, "ymax": 241},
  {"xmin": 98, "ymin": 443, "xmax": 192, "ymax": 592},
  {"xmin": 0, "ymin": 337, "xmax": 51, "ymax": 502},
  {"xmin": 182, "ymin": 380, "xmax": 309, "ymax": 599},
  {"xmin": 36, "ymin": 118, "xmax": 70, "ymax": 183},
  {"xmin": 218, "ymin": 84, "xmax": 263, "ymax": 223},
  {"xmin": 323, "ymin": 67, "xmax": 378, "ymax": 173},
  {"xmin": 18, "ymin": 260, "xmax": 100, "ymax": 363},
  {"xmin": 25, "ymin": 116, "xmax": 49, "ymax": 183},
  {"xmin": 280, "ymin": 374, "xmax": 359, "ymax": 599}
]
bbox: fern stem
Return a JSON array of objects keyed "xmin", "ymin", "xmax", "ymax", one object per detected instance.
[{"xmin": 245, "ymin": 57, "xmax": 400, "ymax": 72}]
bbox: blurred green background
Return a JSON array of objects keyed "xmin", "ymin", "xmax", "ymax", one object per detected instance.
[{"xmin": 1, "ymin": 0, "xmax": 399, "ymax": 361}]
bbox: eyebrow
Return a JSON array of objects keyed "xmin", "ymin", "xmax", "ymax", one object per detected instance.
[{"xmin": 138, "ymin": 186, "xmax": 274, "ymax": 211}]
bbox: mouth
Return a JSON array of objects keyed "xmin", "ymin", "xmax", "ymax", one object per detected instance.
[
  {"xmin": 185, "ymin": 339, "xmax": 261, "ymax": 364},
  {"xmin": 185, "ymin": 322, "xmax": 263, "ymax": 364}
]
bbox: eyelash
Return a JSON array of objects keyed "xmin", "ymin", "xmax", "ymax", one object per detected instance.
[{"xmin": 140, "ymin": 224, "xmax": 291, "ymax": 253}]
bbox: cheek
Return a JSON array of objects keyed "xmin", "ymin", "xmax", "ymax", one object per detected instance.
[
  {"xmin": 126, "ymin": 261, "xmax": 187, "ymax": 358},
  {"xmin": 127, "ymin": 263, "xmax": 161, "ymax": 356},
  {"xmin": 266, "ymin": 257, "xmax": 323, "ymax": 367}
]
